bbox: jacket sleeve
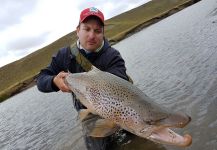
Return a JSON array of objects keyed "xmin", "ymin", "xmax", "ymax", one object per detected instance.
[
  {"xmin": 106, "ymin": 49, "xmax": 130, "ymax": 81},
  {"xmin": 36, "ymin": 48, "xmax": 69, "ymax": 92}
]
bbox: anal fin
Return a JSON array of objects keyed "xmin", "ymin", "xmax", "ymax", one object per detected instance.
[{"xmin": 88, "ymin": 119, "xmax": 119, "ymax": 137}]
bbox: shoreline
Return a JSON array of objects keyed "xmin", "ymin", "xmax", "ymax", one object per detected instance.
[
  {"xmin": 109, "ymin": 0, "xmax": 200, "ymax": 45},
  {"xmin": 0, "ymin": 0, "xmax": 201, "ymax": 102}
]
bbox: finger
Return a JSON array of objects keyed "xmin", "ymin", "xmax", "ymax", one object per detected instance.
[
  {"xmin": 62, "ymin": 88, "xmax": 71, "ymax": 93},
  {"xmin": 61, "ymin": 86, "xmax": 71, "ymax": 93},
  {"xmin": 61, "ymin": 84, "xmax": 70, "ymax": 92},
  {"xmin": 58, "ymin": 79, "xmax": 71, "ymax": 92},
  {"xmin": 58, "ymin": 72, "xmax": 69, "ymax": 78}
]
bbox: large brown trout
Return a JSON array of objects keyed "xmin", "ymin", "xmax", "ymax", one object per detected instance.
[{"xmin": 65, "ymin": 66, "xmax": 192, "ymax": 147}]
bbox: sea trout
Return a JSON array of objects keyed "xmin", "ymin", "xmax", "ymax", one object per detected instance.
[{"xmin": 65, "ymin": 66, "xmax": 192, "ymax": 147}]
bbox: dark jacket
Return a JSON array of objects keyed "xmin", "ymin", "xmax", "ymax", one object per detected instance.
[{"xmin": 37, "ymin": 39, "xmax": 129, "ymax": 93}]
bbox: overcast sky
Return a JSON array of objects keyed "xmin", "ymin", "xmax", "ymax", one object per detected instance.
[{"xmin": 0, "ymin": 0, "xmax": 150, "ymax": 67}]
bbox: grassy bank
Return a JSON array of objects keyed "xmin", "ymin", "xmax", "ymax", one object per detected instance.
[{"xmin": 0, "ymin": 0, "xmax": 200, "ymax": 102}]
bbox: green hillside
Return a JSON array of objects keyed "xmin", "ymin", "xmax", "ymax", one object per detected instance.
[{"xmin": 0, "ymin": 0, "xmax": 199, "ymax": 102}]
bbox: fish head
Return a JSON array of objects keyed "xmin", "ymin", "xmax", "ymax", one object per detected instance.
[
  {"xmin": 117, "ymin": 102, "xmax": 192, "ymax": 147},
  {"xmin": 133, "ymin": 112, "xmax": 192, "ymax": 147}
]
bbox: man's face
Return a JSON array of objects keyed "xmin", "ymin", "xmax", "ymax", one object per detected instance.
[{"xmin": 77, "ymin": 18, "xmax": 104, "ymax": 52}]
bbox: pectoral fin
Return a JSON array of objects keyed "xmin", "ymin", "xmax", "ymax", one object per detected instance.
[
  {"xmin": 88, "ymin": 119, "xmax": 119, "ymax": 137},
  {"xmin": 78, "ymin": 109, "xmax": 91, "ymax": 121}
]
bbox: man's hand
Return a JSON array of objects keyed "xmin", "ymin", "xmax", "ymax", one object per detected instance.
[{"xmin": 53, "ymin": 71, "xmax": 71, "ymax": 92}]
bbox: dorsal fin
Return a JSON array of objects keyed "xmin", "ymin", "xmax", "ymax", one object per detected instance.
[{"xmin": 89, "ymin": 66, "xmax": 101, "ymax": 73}]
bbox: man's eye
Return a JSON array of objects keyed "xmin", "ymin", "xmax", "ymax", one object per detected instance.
[
  {"xmin": 83, "ymin": 28, "xmax": 90, "ymax": 31},
  {"xmin": 95, "ymin": 30, "xmax": 102, "ymax": 33}
]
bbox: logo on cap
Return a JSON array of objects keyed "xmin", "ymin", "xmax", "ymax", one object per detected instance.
[{"xmin": 89, "ymin": 7, "xmax": 98, "ymax": 13}]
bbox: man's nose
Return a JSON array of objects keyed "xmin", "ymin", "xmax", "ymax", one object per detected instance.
[{"xmin": 89, "ymin": 30, "xmax": 95, "ymax": 39}]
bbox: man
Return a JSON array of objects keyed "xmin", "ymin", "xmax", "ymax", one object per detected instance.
[{"xmin": 37, "ymin": 7, "xmax": 131, "ymax": 150}]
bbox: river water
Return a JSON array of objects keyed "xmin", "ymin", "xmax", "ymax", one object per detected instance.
[{"xmin": 0, "ymin": 0, "xmax": 217, "ymax": 149}]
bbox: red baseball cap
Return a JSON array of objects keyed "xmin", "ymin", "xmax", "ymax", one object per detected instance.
[{"xmin": 79, "ymin": 7, "xmax": 104, "ymax": 25}]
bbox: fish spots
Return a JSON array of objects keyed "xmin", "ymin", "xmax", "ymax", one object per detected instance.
[{"xmin": 99, "ymin": 101, "xmax": 142, "ymax": 126}]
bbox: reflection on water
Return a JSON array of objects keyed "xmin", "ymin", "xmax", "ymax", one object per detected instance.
[{"xmin": 0, "ymin": 0, "xmax": 217, "ymax": 149}]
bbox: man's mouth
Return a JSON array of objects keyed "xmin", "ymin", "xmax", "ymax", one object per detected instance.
[{"xmin": 87, "ymin": 41, "xmax": 96, "ymax": 45}]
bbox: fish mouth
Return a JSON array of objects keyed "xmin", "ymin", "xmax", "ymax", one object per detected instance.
[
  {"xmin": 144, "ymin": 112, "xmax": 192, "ymax": 147},
  {"xmin": 147, "ymin": 127, "xmax": 192, "ymax": 147}
]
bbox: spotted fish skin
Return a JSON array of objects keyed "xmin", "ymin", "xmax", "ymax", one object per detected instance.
[{"xmin": 65, "ymin": 66, "xmax": 192, "ymax": 146}]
